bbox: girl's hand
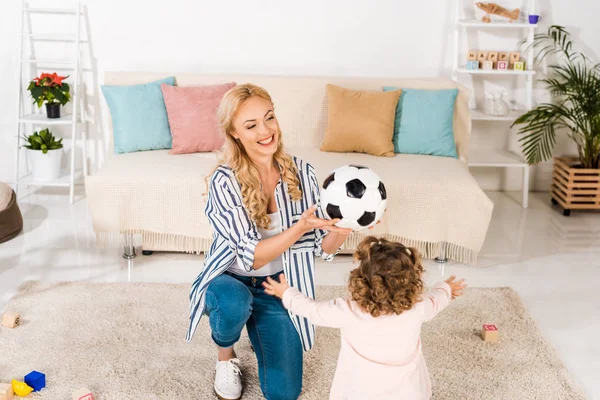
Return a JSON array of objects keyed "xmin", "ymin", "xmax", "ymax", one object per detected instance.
[
  {"xmin": 263, "ymin": 273, "xmax": 290, "ymax": 299},
  {"xmin": 299, "ymin": 205, "xmax": 352, "ymax": 235},
  {"xmin": 445, "ymin": 275, "xmax": 467, "ymax": 300},
  {"xmin": 367, "ymin": 220, "xmax": 382, "ymax": 230}
]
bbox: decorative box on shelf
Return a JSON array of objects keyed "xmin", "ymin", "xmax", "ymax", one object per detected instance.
[{"xmin": 551, "ymin": 157, "xmax": 600, "ymax": 215}]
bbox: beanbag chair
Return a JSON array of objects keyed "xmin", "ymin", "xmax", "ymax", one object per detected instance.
[{"xmin": 0, "ymin": 182, "xmax": 23, "ymax": 243}]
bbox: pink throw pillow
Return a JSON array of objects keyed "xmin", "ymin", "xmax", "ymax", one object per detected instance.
[{"xmin": 161, "ymin": 82, "xmax": 235, "ymax": 154}]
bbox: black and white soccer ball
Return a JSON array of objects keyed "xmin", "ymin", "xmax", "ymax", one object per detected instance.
[{"xmin": 320, "ymin": 165, "xmax": 387, "ymax": 231}]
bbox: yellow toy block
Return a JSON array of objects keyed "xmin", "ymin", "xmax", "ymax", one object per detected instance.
[
  {"xmin": 514, "ymin": 61, "xmax": 525, "ymax": 71},
  {"xmin": 11, "ymin": 380, "xmax": 32, "ymax": 397}
]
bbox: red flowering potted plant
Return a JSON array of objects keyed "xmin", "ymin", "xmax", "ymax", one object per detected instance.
[{"xmin": 26, "ymin": 73, "xmax": 71, "ymax": 119}]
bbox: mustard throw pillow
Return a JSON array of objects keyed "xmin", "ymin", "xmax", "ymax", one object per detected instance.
[{"xmin": 321, "ymin": 84, "xmax": 401, "ymax": 157}]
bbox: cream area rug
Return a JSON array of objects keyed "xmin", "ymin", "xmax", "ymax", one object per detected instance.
[{"xmin": 0, "ymin": 282, "xmax": 585, "ymax": 400}]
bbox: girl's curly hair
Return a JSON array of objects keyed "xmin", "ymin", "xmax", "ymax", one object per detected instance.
[{"xmin": 349, "ymin": 236, "xmax": 424, "ymax": 317}]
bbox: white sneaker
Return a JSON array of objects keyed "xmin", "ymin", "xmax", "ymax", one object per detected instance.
[{"xmin": 214, "ymin": 358, "xmax": 242, "ymax": 400}]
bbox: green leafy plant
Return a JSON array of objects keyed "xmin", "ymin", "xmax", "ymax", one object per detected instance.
[
  {"xmin": 22, "ymin": 129, "xmax": 63, "ymax": 154},
  {"xmin": 27, "ymin": 72, "xmax": 71, "ymax": 108},
  {"xmin": 512, "ymin": 25, "xmax": 600, "ymax": 169}
]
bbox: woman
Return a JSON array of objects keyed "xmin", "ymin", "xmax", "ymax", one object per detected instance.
[{"xmin": 186, "ymin": 83, "xmax": 352, "ymax": 400}]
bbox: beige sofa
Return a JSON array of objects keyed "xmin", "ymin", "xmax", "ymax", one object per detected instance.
[{"xmin": 85, "ymin": 73, "xmax": 493, "ymax": 264}]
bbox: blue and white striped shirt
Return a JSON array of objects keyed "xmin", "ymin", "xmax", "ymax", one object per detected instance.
[{"xmin": 187, "ymin": 157, "xmax": 336, "ymax": 351}]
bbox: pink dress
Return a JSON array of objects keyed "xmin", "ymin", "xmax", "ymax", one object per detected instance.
[{"xmin": 282, "ymin": 282, "xmax": 452, "ymax": 400}]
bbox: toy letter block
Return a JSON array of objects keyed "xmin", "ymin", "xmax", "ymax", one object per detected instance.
[
  {"xmin": 467, "ymin": 50, "xmax": 478, "ymax": 60},
  {"xmin": 466, "ymin": 60, "xmax": 480, "ymax": 70},
  {"xmin": 482, "ymin": 324, "xmax": 498, "ymax": 342},
  {"xmin": 514, "ymin": 61, "xmax": 525, "ymax": 71},
  {"xmin": 477, "ymin": 51, "xmax": 488, "ymax": 62},
  {"xmin": 0, "ymin": 383, "xmax": 14, "ymax": 400},
  {"xmin": 2, "ymin": 312, "xmax": 20, "ymax": 329},
  {"xmin": 482, "ymin": 60, "xmax": 494, "ymax": 70},
  {"xmin": 73, "ymin": 388, "xmax": 94, "ymax": 400},
  {"xmin": 499, "ymin": 52, "xmax": 509, "ymax": 61},
  {"xmin": 496, "ymin": 61, "xmax": 508, "ymax": 70},
  {"xmin": 11, "ymin": 380, "xmax": 32, "ymax": 397},
  {"xmin": 24, "ymin": 371, "xmax": 45, "ymax": 392},
  {"xmin": 509, "ymin": 52, "xmax": 520, "ymax": 62},
  {"xmin": 487, "ymin": 51, "xmax": 499, "ymax": 62}
]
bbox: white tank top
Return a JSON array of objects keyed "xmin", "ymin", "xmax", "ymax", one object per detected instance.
[{"xmin": 227, "ymin": 212, "xmax": 284, "ymax": 277}]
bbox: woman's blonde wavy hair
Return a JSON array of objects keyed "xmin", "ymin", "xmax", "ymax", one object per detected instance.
[{"xmin": 206, "ymin": 83, "xmax": 302, "ymax": 229}]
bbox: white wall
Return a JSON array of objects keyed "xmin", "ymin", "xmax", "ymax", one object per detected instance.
[{"xmin": 1, "ymin": 0, "xmax": 599, "ymax": 191}]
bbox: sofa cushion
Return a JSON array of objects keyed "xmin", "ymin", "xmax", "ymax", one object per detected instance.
[
  {"xmin": 101, "ymin": 76, "xmax": 175, "ymax": 154},
  {"xmin": 161, "ymin": 82, "xmax": 235, "ymax": 155},
  {"xmin": 383, "ymin": 87, "xmax": 459, "ymax": 158},
  {"xmin": 320, "ymin": 84, "xmax": 401, "ymax": 157}
]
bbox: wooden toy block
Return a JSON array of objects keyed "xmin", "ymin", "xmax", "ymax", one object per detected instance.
[
  {"xmin": 24, "ymin": 371, "xmax": 45, "ymax": 392},
  {"xmin": 510, "ymin": 52, "xmax": 521, "ymax": 62},
  {"xmin": 499, "ymin": 52, "xmax": 509, "ymax": 61},
  {"xmin": 467, "ymin": 50, "xmax": 478, "ymax": 60},
  {"xmin": 514, "ymin": 61, "xmax": 525, "ymax": 71},
  {"xmin": 482, "ymin": 324, "xmax": 498, "ymax": 342},
  {"xmin": 466, "ymin": 60, "xmax": 480, "ymax": 70},
  {"xmin": 0, "ymin": 383, "xmax": 14, "ymax": 400},
  {"xmin": 487, "ymin": 51, "xmax": 498, "ymax": 62},
  {"xmin": 11, "ymin": 380, "xmax": 32, "ymax": 397},
  {"xmin": 73, "ymin": 388, "xmax": 94, "ymax": 400},
  {"xmin": 1, "ymin": 312, "xmax": 20, "ymax": 329},
  {"xmin": 482, "ymin": 60, "xmax": 494, "ymax": 70},
  {"xmin": 477, "ymin": 51, "xmax": 488, "ymax": 62},
  {"xmin": 496, "ymin": 60, "xmax": 508, "ymax": 70}
]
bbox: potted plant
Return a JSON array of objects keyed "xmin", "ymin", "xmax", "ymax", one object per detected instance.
[
  {"xmin": 512, "ymin": 26, "xmax": 600, "ymax": 216},
  {"xmin": 27, "ymin": 73, "xmax": 71, "ymax": 119},
  {"xmin": 22, "ymin": 129, "xmax": 64, "ymax": 182}
]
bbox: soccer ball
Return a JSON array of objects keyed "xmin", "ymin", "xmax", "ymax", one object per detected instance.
[{"xmin": 320, "ymin": 165, "xmax": 387, "ymax": 231}]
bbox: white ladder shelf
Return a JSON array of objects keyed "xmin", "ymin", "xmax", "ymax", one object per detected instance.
[
  {"xmin": 14, "ymin": 0, "xmax": 86, "ymax": 204},
  {"xmin": 452, "ymin": 0, "xmax": 537, "ymax": 208}
]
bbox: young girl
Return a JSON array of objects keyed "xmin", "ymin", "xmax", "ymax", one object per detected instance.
[{"xmin": 263, "ymin": 236, "xmax": 467, "ymax": 400}]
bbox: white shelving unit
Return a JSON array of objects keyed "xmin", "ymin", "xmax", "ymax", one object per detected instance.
[
  {"xmin": 456, "ymin": 67, "xmax": 535, "ymax": 76},
  {"xmin": 452, "ymin": 0, "xmax": 537, "ymax": 208},
  {"xmin": 14, "ymin": 0, "xmax": 86, "ymax": 204}
]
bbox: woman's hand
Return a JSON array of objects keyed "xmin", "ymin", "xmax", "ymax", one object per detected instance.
[
  {"xmin": 263, "ymin": 273, "xmax": 290, "ymax": 299},
  {"xmin": 298, "ymin": 205, "xmax": 353, "ymax": 235},
  {"xmin": 444, "ymin": 275, "xmax": 467, "ymax": 300}
]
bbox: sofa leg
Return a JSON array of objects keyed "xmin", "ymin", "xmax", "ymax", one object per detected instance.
[
  {"xmin": 123, "ymin": 233, "xmax": 136, "ymax": 260},
  {"xmin": 434, "ymin": 244, "xmax": 447, "ymax": 264},
  {"xmin": 142, "ymin": 250, "xmax": 154, "ymax": 256}
]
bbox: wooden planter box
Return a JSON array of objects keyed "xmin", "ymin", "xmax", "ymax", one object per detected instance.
[{"xmin": 551, "ymin": 157, "xmax": 600, "ymax": 216}]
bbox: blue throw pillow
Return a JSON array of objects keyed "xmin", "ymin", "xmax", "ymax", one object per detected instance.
[
  {"xmin": 383, "ymin": 87, "xmax": 459, "ymax": 158},
  {"xmin": 102, "ymin": 76, "xmax": 175, "ymax": 154}
]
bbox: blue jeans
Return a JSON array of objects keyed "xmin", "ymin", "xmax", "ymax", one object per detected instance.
[{"xmin": 205, "ymin": 272, "xmax": 303, "ymax": 400}]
